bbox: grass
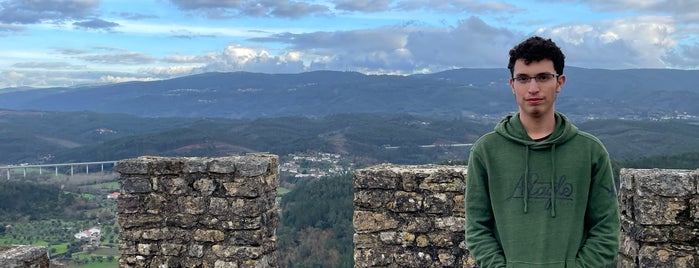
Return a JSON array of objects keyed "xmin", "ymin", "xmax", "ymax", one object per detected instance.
[
  {"xmin": 278, "ymin": 187, "xmax": 291, "ymax": 195},
  {"xmin": 71, "ymin": 249, "xmax": 119, "ymax": 268},
  {"xmin": 72, "ymin": 259, "xmax": 118, "ymax": 268},
  {"xmin": 86, "ymin": 181, "xmax": 119, "ymax": 191}
]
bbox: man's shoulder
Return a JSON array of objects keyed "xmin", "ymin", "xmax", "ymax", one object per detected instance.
[
  {"xmin": 474, "ymin": 131, "xmax": 500, "ymax": 144},
  {"xmin": 574, "ymin": 129, "xmax": 605, "ymax": 145}
]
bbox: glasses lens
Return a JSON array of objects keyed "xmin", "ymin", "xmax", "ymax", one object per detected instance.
[
  {"xmin": 535, "ymin": 74, "xmax": 553, "ymax": 82},
  {"xmin": 515, "ymin": 76, "xmax": 530, "ymax": 83}
]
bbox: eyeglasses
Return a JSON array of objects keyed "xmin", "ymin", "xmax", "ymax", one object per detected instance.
[{"xmin": 512, "ymin": 73, "xmax": 559, "ymax": 84}]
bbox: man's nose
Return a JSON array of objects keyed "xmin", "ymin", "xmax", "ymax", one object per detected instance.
[{"xmin": 527, "ymin": 80, "xmax": 540, "ymax": 94}]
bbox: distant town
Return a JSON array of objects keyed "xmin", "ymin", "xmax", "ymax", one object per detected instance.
[{"xmin": 279, "ymin": 152, "xmax": 355, "ymax": 180}]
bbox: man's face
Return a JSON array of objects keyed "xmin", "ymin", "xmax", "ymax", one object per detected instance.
[{"xmin": 509, "ymin": 59, "xmax": 565, "ymax": 119}]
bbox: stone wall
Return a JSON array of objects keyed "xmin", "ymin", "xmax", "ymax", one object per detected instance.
[
  {"xmin": 115, "ymin": 155, "xmax": 280, "ymax": 268},
  {"xmin": 109, "ymin": 155, "xmax": 697, "ymax": 268},
  {"xmin": 618, "ymin": 168, "xmax": 699, "ymax": 268},
  {"xmin": 353, "ymin": 164, "xmax": 475, "ymax": 267},
  {"xmin": 0, "ymin": 245, "xmax": 49, "ymax": 268}
]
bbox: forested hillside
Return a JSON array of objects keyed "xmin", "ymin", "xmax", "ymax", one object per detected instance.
[
  {"xmin": 0, "ymin": 180, "xmax": 82, "ymax": 221},
  {"xmin": 277, "ymin": 174, "xmax": 354, "ymax": 267},
  {"xmin": 3, "ymin": 110, "xmax": 699, "ymax": 167}
]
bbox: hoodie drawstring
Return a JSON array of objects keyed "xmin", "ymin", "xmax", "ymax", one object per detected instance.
[
  {"xmin": 550, "ymin": 144, "xmax": 557, "ymax": 218},
  {"xmin": 523, "ymin": 145, "xmax": 529, "ymax": 214}
]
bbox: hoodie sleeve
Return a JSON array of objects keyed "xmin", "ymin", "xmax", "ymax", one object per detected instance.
[
  {"xmin": 576, "ymin": 149, "xmax": 620, "ymax": 267},
  {"xmin": 465, "ymin": 146, "xmax": 507, "ymax": 268}
]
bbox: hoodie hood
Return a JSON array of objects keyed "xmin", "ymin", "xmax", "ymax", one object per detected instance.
[
  {"xmin": 494, "ymin": 111, "xmax": 578, "ymax": 148},
  {"xmin": 494, "ymin": 111, "xmax": 578, "ymax": 216}
]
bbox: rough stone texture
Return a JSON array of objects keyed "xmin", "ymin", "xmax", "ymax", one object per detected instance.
[
  {"xmin": 0, "ymin": 245, "xmax": 49, "ymax": 268},
  {"xmin": 353, "ymin": 164, "xmax": 476, "ymax": 268},
  {"xmin": 619, "ymin": 168, "xmax": 699, "ymax": 268},
  {"xmin": 116, "ymin": 155, "xmax": 280, "ymax": 268}
]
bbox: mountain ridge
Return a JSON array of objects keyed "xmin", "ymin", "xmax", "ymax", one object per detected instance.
[{"xmin": 1, "ymin": 67, "xmax": 697, "ymax": 120}]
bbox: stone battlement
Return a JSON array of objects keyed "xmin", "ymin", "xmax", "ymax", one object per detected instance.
[
  {"xmin": 0, "ymin": 245, "xmax": 49, "ymax": 268},
  {"xmin": 115, "ymin": 155, "xmax": 280, "ymax": 268},
  {"xmin": 101, "ymin": 157, "xmax": 695, "ymax": 267}
]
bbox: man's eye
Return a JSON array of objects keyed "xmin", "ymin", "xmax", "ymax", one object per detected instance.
[
  {"xmin": 515, "ymin": 77, "xmax": 529, "ymax": 82},
  {"xmin": 535, "ymin": 74, "xmax": 551, "ymax": 81}
]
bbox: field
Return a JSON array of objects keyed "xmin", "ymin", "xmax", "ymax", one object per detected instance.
[{"xmin": 0, "ymin": 173, "xmax": 121, "ymax": 267}]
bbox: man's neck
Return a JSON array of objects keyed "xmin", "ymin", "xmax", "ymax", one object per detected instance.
[{"xmin": 519, "ymin": 112, "xmax": 556, "ymax": 140}]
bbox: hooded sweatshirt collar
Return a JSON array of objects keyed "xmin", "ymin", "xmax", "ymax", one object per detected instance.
[
  {"xmin": 495, "ymin": 111, "xmax": 578, "ymax": 148},
  {"xmin": 494, "ymin": 111, "xmax": 578, "ymax": 217}
]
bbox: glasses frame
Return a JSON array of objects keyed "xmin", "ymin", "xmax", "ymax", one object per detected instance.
[{"xmin": 512, "ymin": 73, "xmax": 560, "ymax": 85}]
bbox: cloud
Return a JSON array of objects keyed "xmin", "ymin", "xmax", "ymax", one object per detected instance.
[
  {"xmin": 397, "ymin": 0, "xmax": 519, "ymax": 13},
  {"xmin": 53, "ymin": 47, "xmax": 90, "ymax": 55},
  {"xmin": 118, "ymin": 12, "xmax": 158, "ymax": 20},
  {"xmin": 0, "ymin": 69, "xmax": 101, "ymax": 87},
  {"xmin": 12, "ymin": 61, "xmax": 86, "ymax": 69},
  {"xmin": 80, "ymin": 52, "xmax": 157, "ymax": 65},
  {"xmin": 663, "ymin": 43, "xmax": 699, "ymax": 69},
  {"xmin": 162, "ymin": 53, "xmax": 216, "ymax": 64},
  {"xmin": 577, "ymin": 0, "xmax": 699, "ymax": 22},
  {"xmin": 169, "ymin": 29, "xmax": 217, "ymax": 39},
  {"xmin": 0, "ymin": 23, "xmax": 25, "ymax": 35},
  {"xmin": 0, "ymin": 0, "xmax": 99, "ymax": 24},
  {"xmin": 250, "ymin": 16, "xmax": 516, "ymax": 73},
  {"xmin": 168, "ymin": 0, "xmax": 330, "ymax": 18},
  {"xmin": 538, "ymin": 16, "xmax": 678, "ymax": 69},
  {"xmin": 198, "ymin": 45, "xmax": 306, "ymax": 73},
  {"xmin": 333, "ymin": 0, "xmax": 393, "ymax": 12},
  {"xmin": 73, "ymin": 18, "xmax": 120, "ymax": 31},
  {"xmin": 99, "ymin": 75, "xmax": 160, "ymax": 84}
]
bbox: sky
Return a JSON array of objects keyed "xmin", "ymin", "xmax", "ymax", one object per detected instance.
[{"xmin": 0, "ymin": 0, "xmax": 698, "ymax": 88}]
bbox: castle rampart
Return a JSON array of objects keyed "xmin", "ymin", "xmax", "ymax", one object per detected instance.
[
  {"xmin": 107, "ymin": 156, "xmax": 697, "ymax": 267},
  {"xmin": 115, "ymin": 155, "xmax": 280, "ymax": 268},
  {"xmin": 618, "ymin": 168, "xmax": 698, "ymax": 267}
]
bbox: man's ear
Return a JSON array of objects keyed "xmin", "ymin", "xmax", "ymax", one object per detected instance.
[{"xmin": 556, "ymin": 74, "xmax": 566, "ymax": 93}]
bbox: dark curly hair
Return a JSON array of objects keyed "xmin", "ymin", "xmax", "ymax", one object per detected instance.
[{"xmin": 507, "ymin": 36, "xmax": 565, "ymax": 77}]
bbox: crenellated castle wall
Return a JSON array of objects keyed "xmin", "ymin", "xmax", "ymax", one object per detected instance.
[
  {"xmin": 353, "ymin": 166, "xmax": 699, "ymax": 268},
  {"xmin": 115, "ymin": 155, "xmax": 280, "ymax": 268},
  {"xmin": 107, "ymin": 155, "xmax": 697, "ymax": 268},
  {"xmin": 0, "ymin": 245, "xmax": 49, "ymax": 268},
  {"xmin": 618, "ymin": 168, "xmax": 699, "ymax": 267},
  {"xmin": 352, "ymin": 164, "xmax": 474, "ymax": 267}
]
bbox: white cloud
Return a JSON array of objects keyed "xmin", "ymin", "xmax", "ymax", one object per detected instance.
[
  {"xmin": 540, "ymin": 16, "xmax": 678, "ymax": 69},
  {"xmin": 100, "ymin": 75, "xmax": 160, "ymax": 84}
]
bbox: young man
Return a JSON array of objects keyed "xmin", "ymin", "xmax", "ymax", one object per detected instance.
[{"xmin": 465, "ymin": 36, "xmax": 620, "ymax": 267}]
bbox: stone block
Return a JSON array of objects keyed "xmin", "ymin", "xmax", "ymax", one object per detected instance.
[
  {"xmin": 121, "ymin": 176, "xmax": 152, "ymax": 194},
  {"xmin": 403, "ymin": 216, "xmax": 434, "ymax": 232},
  {"xmin": 234, "ymin": 157, "xmax": 270, "ymax": 177},
  {"xmin": 353, "ymin": 189, "xmax": 392, "ymax": 210},
  {"xmin": 638, "ymin": 244, "xmax": 695, "ymax": 268},
  {"xmin": 619, "ymin": 168, "xmax": 636, "ymax": 191},
  {"xmin": 635, "ymin": 169, "xmax": 696, "ymax": 197},
  {"xmin": 354, "ymin": 248, "xmax": 394, "ymax": 266},
  {"xmin": 691, "ymin": 197, "xmax": 699, "ymax": 223},
  {"xmin": 0, "ymin": 246, "xmax": 49, "ymax": 268},
  {"xmin": 353, "ymin": 211, "xmax": 399, "ymax": 232},
  {"xmin": 424, "ymin": 192, "xmax": 451, "ymax": 214},
  {"xmin": 354, "ymin": 167, "xmax": 399, "ymax": 190},
  {"xmin": 418, "ymin": 169, "xmax": 465, "ymax": 193},
  {"xmin": 115, "ymin": 158, "xmax": 150, "ymax": 174},
  {"xmin": 389, "ymin": 191, "xmax": 424, "ymax": 212},
  {"xmin": 435, "ymin": 216, "xmax": 465, "ymax": 233},
  {"xmin": 634, "ymin": 197, "xmax": 686, "ymax": 225}
]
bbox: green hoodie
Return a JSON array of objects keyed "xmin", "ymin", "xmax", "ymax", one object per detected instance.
[{"xmin": 465, "ymin": 112, "xmax": 620, "ymax": 268}]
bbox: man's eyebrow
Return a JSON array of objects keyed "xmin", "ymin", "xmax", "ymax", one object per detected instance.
[{"xmin": 514, "ymin": 72, "xmax": 554, "ymax": 76}]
